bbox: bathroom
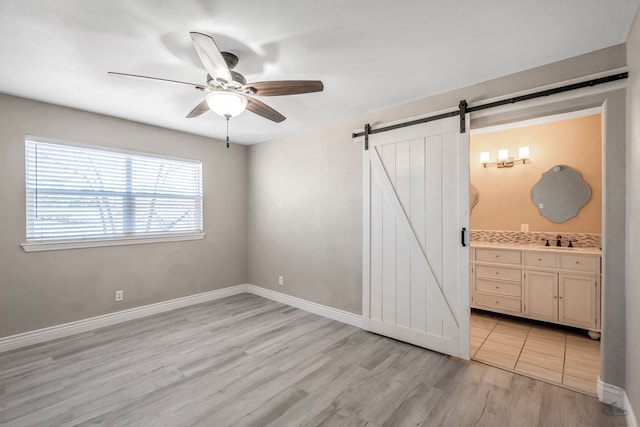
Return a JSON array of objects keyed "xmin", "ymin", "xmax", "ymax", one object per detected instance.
[{"xmin": 468, "ymin": 107, "xmax": 602, "ymax": 396}]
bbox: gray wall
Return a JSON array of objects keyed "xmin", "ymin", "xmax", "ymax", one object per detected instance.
[
  {"xmin": 247, "ymin": 45, "xmax": 628, "ymax": 385},
  {"xmin": 0, "ymin": 94, "xmax": 248, "ymax": 337},
  {"xmin": 247, "ymin": 120, "xmax": 363, "ymax": 313},
  {"xmin": 626, "ymin": 8, "xmax": 640, "ymax": 418}
]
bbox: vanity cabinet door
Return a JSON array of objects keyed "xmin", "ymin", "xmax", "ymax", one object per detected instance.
[
  {"xmin": 523, "ymin": 270, "xmax": 557, "ymax": 323},
  {"xmin": 559, "ymin": 273, "xmax": 598, "ymax": 329}
]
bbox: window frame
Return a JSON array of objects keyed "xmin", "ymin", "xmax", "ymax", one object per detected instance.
[{"xmin": 22, "ymin": 136, "xmax": 205, "ymax": 252}]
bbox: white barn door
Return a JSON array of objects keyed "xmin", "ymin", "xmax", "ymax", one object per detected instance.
[{"xmin": 363, "ymin": 116, "xmax": 470, "ymax": 359}]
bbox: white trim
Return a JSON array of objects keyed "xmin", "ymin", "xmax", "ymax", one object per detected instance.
[
  {"xmin": 246, "ymin": 285, "xmax": 363, "ymax": 328},
  {"xmin": 597, "ymin": 376, "xmax": 637, "ymax": 425},
  {"xmin": 470, "ymin": 106, "xmax": 602, "ymax": 135},
  {"xmin": 0, "ymin": 284, "xmax": 363, "ymax": 354},
  {"xmin": 26, "ymin": 134, "xmax": 202, "ymax": 164},
  {"xmin": 0, "ymin": 284, "xmax": 247, "ymax": 354},
  {"xmin": 598, "ymin": 375, "xmax": 625, "ymax": 405},
  {"xmin": 21, "ymin": 233, "xmax": 205, "ymax": 252}
]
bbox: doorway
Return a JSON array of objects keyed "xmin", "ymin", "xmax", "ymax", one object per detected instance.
[
  {"xmin": 468, "ymin": 108, "xmax": 603, "ymax": 395},
  {"xmin": 359, "ymin": 82, "xmax": 626, "ymax": 404}
]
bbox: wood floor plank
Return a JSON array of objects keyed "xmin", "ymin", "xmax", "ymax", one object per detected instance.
[{"xmin": 0, "ymin": 295, "xmax": 620, "ymax": 426}]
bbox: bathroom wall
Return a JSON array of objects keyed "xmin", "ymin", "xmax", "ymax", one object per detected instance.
[{"xmin": 470, "ymin": 113, "xmax": 602, "ymax": 233}]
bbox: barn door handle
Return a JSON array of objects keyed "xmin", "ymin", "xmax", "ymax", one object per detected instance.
[{"xmin": 461, "ymin": 227, "xmax": 469, "ymax": 247}]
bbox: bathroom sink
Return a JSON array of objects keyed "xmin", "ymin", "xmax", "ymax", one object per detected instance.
[
  {"xmin": 539, "ymin": 246, "xmax": 576, "ymax": 250},
  {"xmin": 536, "ymin": 246, "xmax": 594, "ymax": 253}
]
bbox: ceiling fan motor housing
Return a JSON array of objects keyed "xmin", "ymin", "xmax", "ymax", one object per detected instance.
[{"xmin": 206, "ymin": 71, "xmax": 246, "ymax": 88}]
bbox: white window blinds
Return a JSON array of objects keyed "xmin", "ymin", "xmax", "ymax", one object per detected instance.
[{"xmin": 25, "ymin": 139, "xmax": 203, "ymax": 243}]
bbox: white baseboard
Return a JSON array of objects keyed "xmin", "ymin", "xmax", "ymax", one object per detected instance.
[
  {"xmin": 0, "ymin": 284, "xmax": 363, "ymax": 354},
  {"xmin": 598, "ymin": 376, "xmax": 637, "ymax": 426},
  {"xmin": 0, "ymin": 284, "xmax": 248, "ymax": 354},
  {"xmin": 598, "ymin": 375, "xmax": 625, "ymax": 404},
  {"xmin": 246, "ymin": 285, "xmax": 363, "ymax": 328}
]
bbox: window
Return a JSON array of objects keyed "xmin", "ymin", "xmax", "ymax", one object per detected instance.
[{"xmin": 24, "ymin": 138, "xmax": 203, "ymax": 250}]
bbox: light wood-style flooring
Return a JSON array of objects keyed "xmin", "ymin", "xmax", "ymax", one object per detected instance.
[
  {"xmin": 471, "ymin": 310, "xmax": 600, "ymax": 396},
  {"xmin": 0, "ymin": 295, "xmax": 625, "ymax": 426}
]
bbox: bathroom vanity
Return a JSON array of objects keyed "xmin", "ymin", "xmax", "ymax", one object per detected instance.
[{"xmin": 470, "ymin": 242, "xmax": 601, "ymax": 338}]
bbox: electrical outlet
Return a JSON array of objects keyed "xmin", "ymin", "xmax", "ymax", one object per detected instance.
[
  {"xmin": 115, "ymin": 290, "xmax": 124, "ymax": 302},
  {"xmin": 278, "ymin": 275, "xmax": 284, "ymax": 286}
]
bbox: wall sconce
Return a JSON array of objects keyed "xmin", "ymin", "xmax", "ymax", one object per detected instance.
[{"xmin": 481, "ymin": 147, "xmax": 529, "ymax": 168}]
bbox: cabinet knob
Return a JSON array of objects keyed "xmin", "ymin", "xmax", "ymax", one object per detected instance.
[
  {"xmin": 576, "ymin": 261, "xmax": 580, "ymax": 264},
  {"xmin": 495, "ymin": 272, "xmax": 499, "ymax": 275},
  {"xmin": 496, "ymin": 286, "xmax": 499, "ymax": 289},
  {"xmin": 496, "ymin": 255, "xmax": 500, "ymax": 258},
  {"xmin": 538, "ymin": 258, "xmax": 542, "ymax": 261}
]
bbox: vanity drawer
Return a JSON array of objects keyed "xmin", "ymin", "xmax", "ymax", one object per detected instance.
[
  {"xmin": 475, "ymin": 265, "xmax": 521, "ymax": 282},
  {"xmin": 560, "ymin": 254, "xmax": 599, "ymax": 273},
  {"xmin": 475, "ymin": 248, "xmax": 521, "ymax": 265},
  {"xmin": 475, "ymin": 278, "xmax": 522, "ymax": 297},
  {"xmin": 524, "ymin": 252, "xmax": 558, "ymax": 268},
  {"xmin": 474, "ymin": 292, "xmax": 521, "ymax": 314}
]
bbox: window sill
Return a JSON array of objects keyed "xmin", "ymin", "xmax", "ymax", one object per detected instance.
[{"xmin": 21, "ymin": 233, "xmax": 205, "ymax": 252}]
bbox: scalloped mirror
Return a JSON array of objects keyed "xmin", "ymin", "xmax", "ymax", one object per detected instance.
[
  {"xmin": 470, "ymin": 183, "xmax": 479, "ymax": 212},
  {"xmin": 530, "ymin": 164, "xmax": 591, "ymax": 223}
]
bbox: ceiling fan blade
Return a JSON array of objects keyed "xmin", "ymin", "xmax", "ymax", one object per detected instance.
[
  {"xmin": 246, "ymin": 97, "xmax": 286, "ymax": 123},
  {"xmin": 108, "ymin": 72, "xmax": 204, "ymax": 89},
  {"xmin": 186, "ymin": 99, "xmax": 210, "ymax": 118},
  {"xmin": 189, "ymin": 32, "xmax": 232, "ymax": 84},
  {"xmin": 248, "ymin": 80, "xmax": 324, "ymax": 96}
]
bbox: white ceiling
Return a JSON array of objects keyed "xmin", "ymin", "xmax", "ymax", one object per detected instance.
[{"xmin": 0, "ymin": 1, "xmax": 638, "ymax": 145}]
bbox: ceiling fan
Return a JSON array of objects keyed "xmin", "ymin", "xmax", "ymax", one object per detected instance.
[{"xmin": 109, "ymin": 32, "xmax": 324, "ymax": 144}]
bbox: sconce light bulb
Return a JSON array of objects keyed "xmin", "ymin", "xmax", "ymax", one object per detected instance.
[{"xmin": 480, "ymin": 151, "xmax": 490, "ymax": 165}]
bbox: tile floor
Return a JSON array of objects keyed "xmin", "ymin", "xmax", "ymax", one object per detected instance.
[{"xmin": 471, "ymin": 310, "xmax": 600, "ymax": 395}]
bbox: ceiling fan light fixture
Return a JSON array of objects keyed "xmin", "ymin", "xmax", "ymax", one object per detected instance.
[{"xmin": 206, "ymin": 91, "xmax": 247, "ymax": 118}]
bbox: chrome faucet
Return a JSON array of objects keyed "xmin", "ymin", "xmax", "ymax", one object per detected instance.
[{"xmin": 556, "ymin": 235, "xmax": 562, "ymax": 247}]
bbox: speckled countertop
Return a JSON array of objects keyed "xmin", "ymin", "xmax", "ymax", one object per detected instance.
[{"xmin": 471, "ymin": 241, "xmax": 602, "ymax": 255}]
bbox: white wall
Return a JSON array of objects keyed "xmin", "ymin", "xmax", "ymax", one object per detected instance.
[{"xmin": 0, "ymin": 94, "xmax": 248, "ymax": 337}]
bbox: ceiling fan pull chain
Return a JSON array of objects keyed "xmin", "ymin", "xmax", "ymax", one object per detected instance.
[{"xmin": 226, "ymin": 115, "xmax": 230, "ymax": 148}]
